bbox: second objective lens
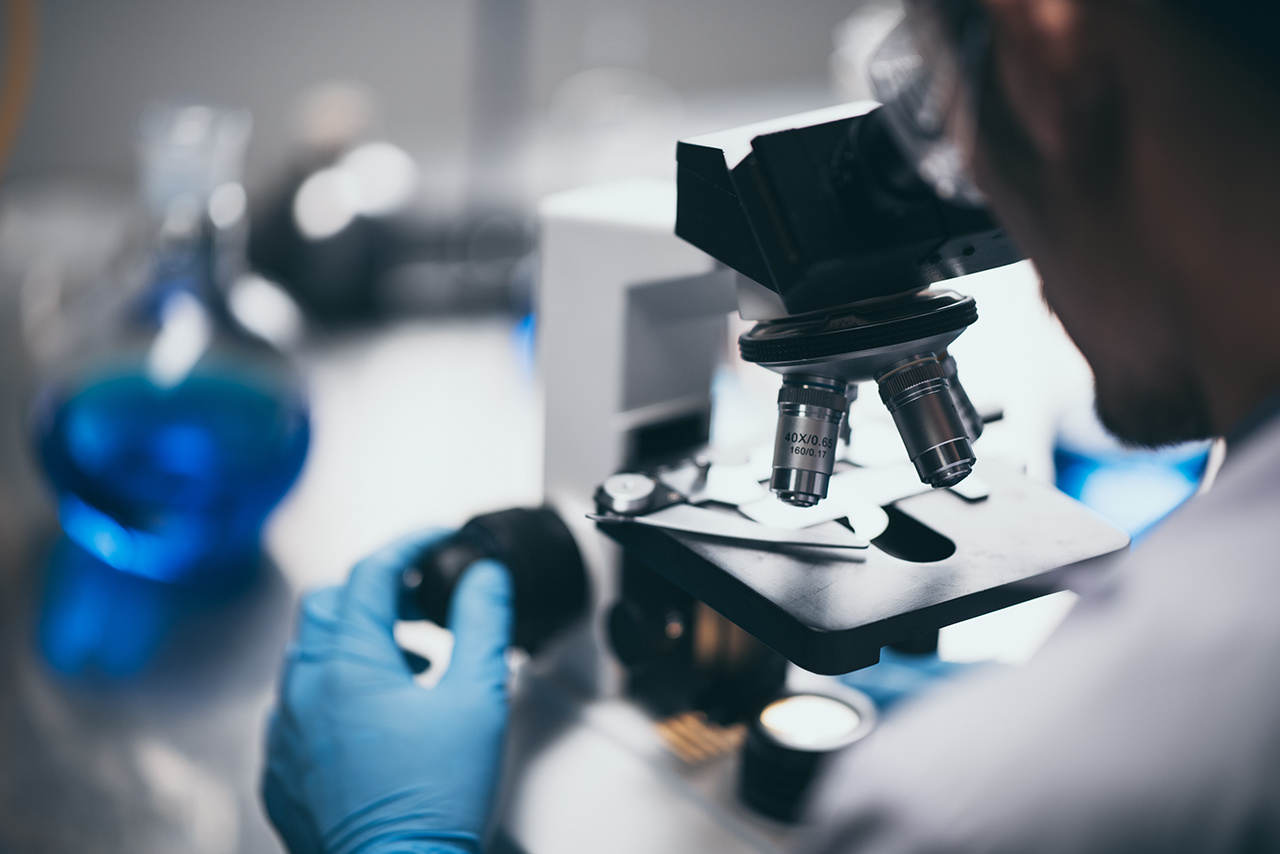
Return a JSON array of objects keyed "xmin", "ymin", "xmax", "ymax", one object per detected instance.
[{"xmin": 876, "ymin": 355, "xmax": 975, "ymax": 488}]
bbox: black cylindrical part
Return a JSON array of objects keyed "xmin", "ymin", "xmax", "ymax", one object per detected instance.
[
  {"xmin": 404, "ymin": 506, "xmax": 588, "ymax": 654},
  {"xmin": 739, "ymin": 692, "xmax": 875, "ymax": 823}
]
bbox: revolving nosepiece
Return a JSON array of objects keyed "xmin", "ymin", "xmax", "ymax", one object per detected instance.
[{"xmin": 770, "ymin": 376, "xmax": 849, "ymax": 507}]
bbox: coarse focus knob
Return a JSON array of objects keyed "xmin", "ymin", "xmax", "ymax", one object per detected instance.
[{"xmin": 403, "ymin": 506, "xmax": 589, "ymax": 654}]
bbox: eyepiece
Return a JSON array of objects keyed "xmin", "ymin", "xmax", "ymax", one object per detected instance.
[
  {"xmin": 770, "ymin": 376, "xmax": 848, "ymax": 507},
  {"xmin": 876, "ymin": 355, "xmax": 975, "ymax": 488}
]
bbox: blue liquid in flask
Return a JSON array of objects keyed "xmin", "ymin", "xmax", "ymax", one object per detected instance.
[{"xmin": 35, "ymin": 369, "xmax": 310, "ymax": 584}]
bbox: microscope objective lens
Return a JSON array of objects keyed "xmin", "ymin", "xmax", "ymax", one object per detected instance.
[
  {"xmin": 770, "ymin": 376, "xmax": 848, "ymax": 507},
  {"xmin": 876, "ymin": 355, "xmax": 976, "ymax": 488}
]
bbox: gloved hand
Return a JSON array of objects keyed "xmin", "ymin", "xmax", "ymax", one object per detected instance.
[{"xmin": 262, "ymin": 532, "xmax": 513, "ymax": 854}]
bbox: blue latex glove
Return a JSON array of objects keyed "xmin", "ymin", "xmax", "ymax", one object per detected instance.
[{"xmin": 262, "ymin": 532, "xmax": 513, "ymax": 854}]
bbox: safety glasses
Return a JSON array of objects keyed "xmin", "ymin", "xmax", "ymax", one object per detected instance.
[{"xmin": 867, "ymin": 0, "xmax": 993, "ymax": 205}]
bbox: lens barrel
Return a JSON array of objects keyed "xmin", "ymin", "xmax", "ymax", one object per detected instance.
[
  {"xmin": 876, "ymin": 355, "xmax": 975, "ymax": 488},
  {"xmin": 770, "ymin": 377, "xmax": 848, "ymax": 507},
  {"xmin": 938, "ymin": 351, "xmax": 983, "ymax": 443}
]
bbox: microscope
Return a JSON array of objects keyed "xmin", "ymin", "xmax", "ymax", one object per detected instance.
[
  {"xmin": 577, "ymin": 102, "xmax": 1125, "ymax": 686},
  {"xmin": 409, "ymin": 101, "xmax": 1128, "ymax": 852},
  {"xmin": 676, "ymin": 96, "xmax": 1008, "ymax": 500}
]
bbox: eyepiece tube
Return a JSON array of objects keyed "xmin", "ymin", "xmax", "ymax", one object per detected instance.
[
  {"xmin": 770, "ymin": 376, "xmax": 848, "ymax": 507},
  {"xmin": 876, "ymin": 355, "xmax": 975, "ymax": 488}
]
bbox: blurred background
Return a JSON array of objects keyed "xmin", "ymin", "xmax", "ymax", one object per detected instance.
[
  {"xmin": 10, "ymin": 0, "xmax": 868, "ymax": 193},
  {"xmin": 0, "ymin": 0, "xmax": 891, "ymax": 570},
  {"xmin": 0, "ymin": 1, "xmax": 1211, "ymax": 851}
]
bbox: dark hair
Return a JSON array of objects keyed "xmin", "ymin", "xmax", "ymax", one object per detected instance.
[{"xmin": 1160, "ymin": 1, "xmax": 1280, "ymax": 83}]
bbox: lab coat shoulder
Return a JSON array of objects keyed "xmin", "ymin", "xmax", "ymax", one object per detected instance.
[{"xmin": 804, "ymin": 424, "xmax": 1280, "ymax": 854}]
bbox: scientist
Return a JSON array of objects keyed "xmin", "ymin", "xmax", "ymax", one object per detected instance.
[{"xmin": 262, "ymin": 0, "xmax": 1280, "ymax": 851}]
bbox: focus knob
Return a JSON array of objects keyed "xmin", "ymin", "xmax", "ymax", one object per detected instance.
[{"xmin": 404, "ymin": 506, "xmax": 589, "ymax": 654}]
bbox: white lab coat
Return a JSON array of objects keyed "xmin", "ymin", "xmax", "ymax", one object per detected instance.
[{"xmin": 805, "ymin": 418, "xmax": 1280, "ymax": 853}]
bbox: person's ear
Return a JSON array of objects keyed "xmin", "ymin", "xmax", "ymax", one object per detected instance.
[{"xmin": 979, "ymin": 0, "xmax": 1120, "ymax": 174}]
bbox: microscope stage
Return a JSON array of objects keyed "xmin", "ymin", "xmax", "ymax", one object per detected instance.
[{"xmin": 597, "ymin": 461, "xmax": 1129, "ymax": 675}]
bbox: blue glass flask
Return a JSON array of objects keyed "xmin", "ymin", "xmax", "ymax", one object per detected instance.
[{"xmin": 32, "ymin": 104, "xmax": 310, "ymax": 586}]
